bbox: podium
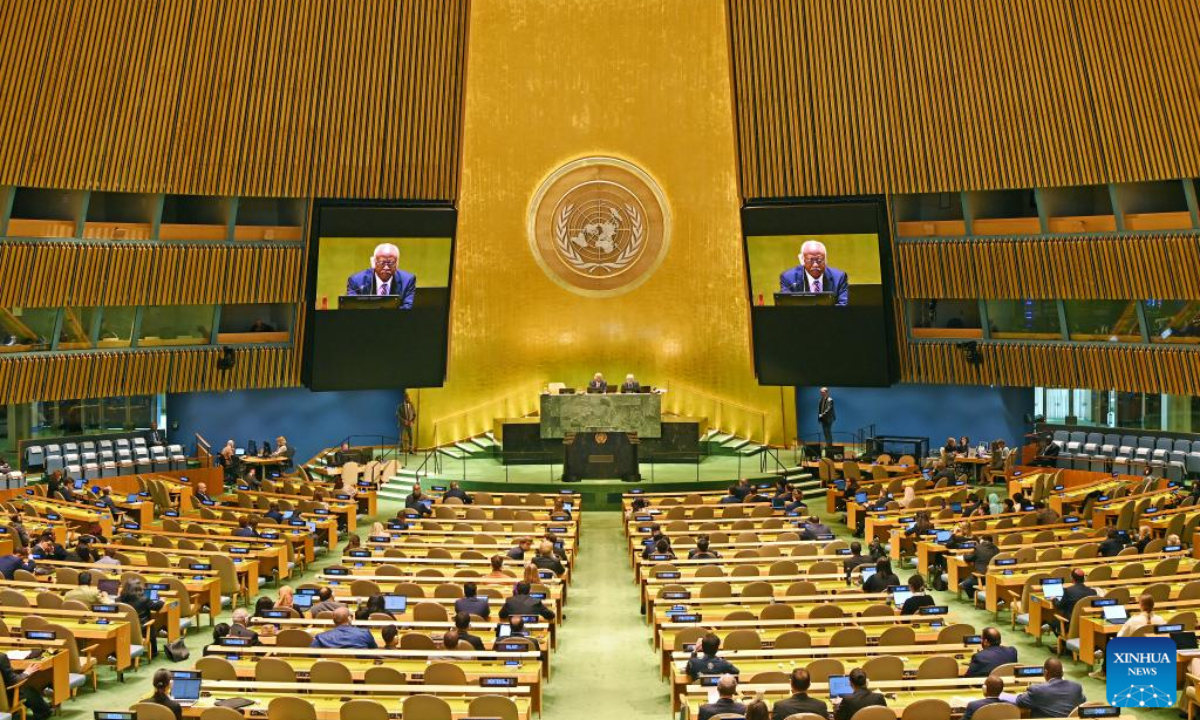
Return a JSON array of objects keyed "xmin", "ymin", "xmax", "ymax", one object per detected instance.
[{"xmin": 562, "ymin": 432, "xmax": 640, "ymax": 482}]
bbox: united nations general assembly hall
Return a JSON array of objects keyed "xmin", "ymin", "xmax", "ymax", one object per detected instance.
[{"xmin": 0, "ymin": 1, "xmax": 1198, "ymax": 719}]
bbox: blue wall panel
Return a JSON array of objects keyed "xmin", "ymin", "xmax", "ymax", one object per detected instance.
[
  {"xmin": 168, "ymin": 388, "xmax": 404, "ymax": 464},
  {"xmin": 795, "ymin": 384, "xmax": 1033, "ymax": 451}
]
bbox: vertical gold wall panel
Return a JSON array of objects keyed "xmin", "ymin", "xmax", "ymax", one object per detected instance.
[
  {"xmin": 895, "ymin": 234, "xmax": 1200, "ymax": 300},
  {"xmin": 728, "ymin": 0, "xmax": 1200, "ymax": 197},
  {"xmin": 0, "ymin": 0, "xmax": 467, "ymax": 199},
  {"xmin": 417, "ymin": 0, "xmax": 792, "ymax": 446},
  {"xmin": 0, "ymin": 243, "xmax": 305, "ymax": 308}
]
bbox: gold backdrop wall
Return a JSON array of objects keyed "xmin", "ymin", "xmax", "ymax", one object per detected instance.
[{"xmin": 417, "ymin": 0, "xmax": 793, "ymax": 447}]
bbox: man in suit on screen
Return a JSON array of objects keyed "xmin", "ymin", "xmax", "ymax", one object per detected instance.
[
  {"xmin": 587, "ymin": 373, "xmax": 607, "ymax": 393},
  {"xmin": 779, "ymin": 239, "xmax": 849, "ymax": 306},
  {"xmin": 621, "ymin": 374, "xmax": 641, "ymax": 393},
  {"xmin": 345, "ymin": 242, "xmax": 416, "ymax": 309}
]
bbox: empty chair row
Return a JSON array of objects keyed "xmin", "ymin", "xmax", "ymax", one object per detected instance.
[
  {"xmin": 37, "ymin": 445, "xmax": 186, "ymax": 477},
  {"xmin": 24, "ymin": 436, "xmax": 155, "ymax": 466}
]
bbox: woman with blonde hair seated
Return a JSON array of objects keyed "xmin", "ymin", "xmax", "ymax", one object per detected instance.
[{"xmin": 275, "ymin": 585, "xmax": 294, "ymax": 610}]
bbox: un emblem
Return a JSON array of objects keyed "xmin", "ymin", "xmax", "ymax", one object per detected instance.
[{"xmin": 528, "ymin": 156, "xmax": 671, "ymax": 296}]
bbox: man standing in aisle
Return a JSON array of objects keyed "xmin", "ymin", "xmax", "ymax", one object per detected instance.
[
  {"xmin": 818, "ymin": 387, "xmax": 836, "ymax": 452},
  {"xmin": 398, "ymin": 392, "xmax": 416, "ymax": 454}
]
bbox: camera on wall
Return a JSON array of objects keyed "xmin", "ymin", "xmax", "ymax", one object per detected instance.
[{"xmin": 956, "ymin": 340, "xmax": 983, "ymax": 366}]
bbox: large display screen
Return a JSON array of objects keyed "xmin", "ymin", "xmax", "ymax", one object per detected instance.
[
  {"xmin": 302, "ymin": 202, "xmax": 456, "ymax": 390},
  {"xmin": 742, "ymin": 199, "xmax": 897, "ymax": 386}
]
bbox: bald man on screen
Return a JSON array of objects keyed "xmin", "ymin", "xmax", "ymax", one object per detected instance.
[
  {"xmin": 779, "ymin": 239, "xmax": 849, "ymax": 306},
  {"xmin": 345, "ymin": 242, "xmax": 417, "ymax": 309}
]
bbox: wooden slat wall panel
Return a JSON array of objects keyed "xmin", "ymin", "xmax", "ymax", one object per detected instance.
[
  {"xmin": 728, "ymin": 0, "xmax": 1200, "ymax": 197},
  {"xmin": 0, "ymin": 346, "xmax": 301, "ymax": 405},
  {"xmin": 895, "ymin": 234, "xmax": 1200, "ymax": 299},
  {"xmin": 0, "ymin": 242, "xmax": 304, "ymax": 308},
  {"xmin": 0, "ymin": 0, "xmax": 467, "ymax": 200},
  {"xmin": 897, "ymin": 336, "xmax": 1200, "ymax": 397}
]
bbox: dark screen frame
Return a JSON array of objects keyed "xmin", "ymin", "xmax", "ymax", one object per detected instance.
[
  {"xmin": 740, "ymin": 196, "xmax": 898, "ymax": 387},
  {"xmin": 301, "ymin": 200, "xmax": 457, "ymax": 391}
]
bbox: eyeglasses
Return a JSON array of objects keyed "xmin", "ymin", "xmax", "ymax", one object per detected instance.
[
  {"xmin": 374, "ymin": 259, "xmax": 398, "ymax": 268},
  {"xmin": 802, "ymin": 255, "xmax": 826, "ymax": 265}
]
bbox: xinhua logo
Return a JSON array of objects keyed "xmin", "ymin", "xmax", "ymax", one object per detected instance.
[{"xmin": 1106, "ymin": 637, "xmax": 1177, "ymax": 708}]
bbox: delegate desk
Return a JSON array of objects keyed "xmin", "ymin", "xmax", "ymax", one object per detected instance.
[
  {"xmin": 654, "ymin": 613, "xmax": 958, "ymax": 664},
  {"xmin": 0, "ymin": 637, "xmax": 71, "ymax": 707},
  {"xmin": 231, "ymin": 489, "xmax": 360, "ymax": 531},
  {"xmin": 1025, "ymin": 573, "xmax": 1200, "ymax": 647},
  {"xmin": 199, "ymin": 646, "xmax": 545, "ymax": 710},
  {"xmin": 2, "ymin": 578, "xmax": 184, "ymax": 642},
  {"xmin": 31, "ymin": 558, "xmax": 222, "ymax": 626},
  {"xmin": 647, "ymin": 591, "xmax": 894, "ymax": 627},
  {"xmin": 194, "ymin": 506, "xmax": 340, "ymax": 548},
  {"xmin": 668, "ymin": 642, "xmax": 982, "ymax": 709},
  {"xmin": 301, "ymin": 592, "xmax": 563, "ymax": 624},
  {"xmin": 128, "ymin": 525, "xmax": 301, "ymax": 575},
  {"xmin": 328, "ymin": 555, "xmax": 571, "ymax": 584},
  {"xmin": 916, "ymin": 525, "xmax": 1098, "ymax": 575},
  {"xmin": 251, "ymin": 616, "xmax": 557, "ymax": 651},
  {"xmin": 677, "ymin": 676, "xmax": 1040, "ymax": 720},
  {"xmin": 628, "ymin": 538, "xmax": 836, "ymax": 567},
  {"xmin": 177, "ymin": 681, "xmax": 531, "ymax": 720},
  {"xmin": 0, "ymin": 605, "xmax": 134, "ymax": 672},
  {"xmin": 1074, "ymin": 597, "xmax": 1200, "ymax": 662},
  {"xmin": 89, "ymin": 543, "xmax": 262, "ymax": 598},
  {"xmin": 316, "ymin": 571, "xmax": 564, "ymax": 609},
  {"xmin": 967, "ymin": 550, "xmax": 1192, "ymax": 614}
]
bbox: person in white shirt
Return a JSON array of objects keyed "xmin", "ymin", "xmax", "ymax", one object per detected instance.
[{"xmin": 1117, "ymin": 593, "xmax": 1166, "ymax": 638}]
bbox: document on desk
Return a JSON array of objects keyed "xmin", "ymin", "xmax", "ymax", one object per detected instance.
[{"xmin": 5, "ymin": 650, "xmax": 31, "ymax": 660}]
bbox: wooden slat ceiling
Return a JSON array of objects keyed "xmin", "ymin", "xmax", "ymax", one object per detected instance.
[
  {"xmin": 727, "ymin": 0, "xmax": 1200, "ymax": 198},
  {"xmin": 0, "ymin": 0, "xmax": 468, "ymax": 199}
]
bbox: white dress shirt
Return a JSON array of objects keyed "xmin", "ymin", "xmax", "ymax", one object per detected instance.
[
  {"xmin": 375, "ymin": 276, "xmax": 392, "ymax": 295},
  {"xmin": 807, "ymin": 273, "xmax": 825, "ymax": 293}
]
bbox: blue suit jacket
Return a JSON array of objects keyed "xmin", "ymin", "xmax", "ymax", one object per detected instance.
[
  {"xmin": 779, "ymin": 265, "xmax": 849, "ymax": 306},
  {"xmin": 1015, "ymin": 678, "xmax": 1087, "ymax": 718},
  {"xmin": 963, "ymin": 697, "xmax": 1012, "ymax": 720},
  {"xmin": 966, "ymin": 644, "xmax": 1018, "ymax": 677},
  {"xmin": 345, "ymin": 268, "xmax": 416, "ymax": 309}
]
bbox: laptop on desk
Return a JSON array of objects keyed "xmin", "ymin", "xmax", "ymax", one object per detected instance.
[{"xmin": 171, "ymin": 670, "xmax": 202, "ymax": 706}]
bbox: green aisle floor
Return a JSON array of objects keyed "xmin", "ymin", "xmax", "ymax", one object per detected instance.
[
  {"xmin": 541, "ymin": 511, "xmax": 669, "ymax": 718},
  {"xmin": 46, "ymin": 494, "xmax": 1175, "ymax": 719}
]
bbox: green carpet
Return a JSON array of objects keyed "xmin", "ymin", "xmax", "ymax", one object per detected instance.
[{"xmin": 48, "ymin": 495, "xmax": 1175, "ymax": 719}]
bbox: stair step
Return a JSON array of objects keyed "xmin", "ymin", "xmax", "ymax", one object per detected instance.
[
  {"xmin": 700, "ymin": 429, "xmax": 722, "ymax": 443},
  {"xmin": 736, "ymin": 444, "xmax": 764, "ymax": 456},
  {"xmin": 454, "ymin": 441, "xmax": 480, "ymax": 454},
  {"xmin": 708, "ymin": 433, "xmax": 733, "ymax": 445},
  {"xmin": 722, "ymin": 438, "xmax": 752, "ymax": 450},
  {"xmin": 438, "ymin": 447, "xmax": 467, "ymax": 460},
  {"xmin": 470, "ymin": 435, "xmax": 498, "ymax": 450}
]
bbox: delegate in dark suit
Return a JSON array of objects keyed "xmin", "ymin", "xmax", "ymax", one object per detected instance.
[
  {"xmin": 1015, "ymin": 677, "xmax": 1086, "ymax": 718},
  {"xmin": 779, "ymin": 265, "xmax": 850, "ymax": 306},
  {"xmin": 587, "ymin": 378, "xmax": 607, "ymax": 393},
  {"xmin": 818, "ymin": 391, "xmax": 836, "ymax": 447},
  {"xmin": 963, "ymin": 697, "xmax": 1013, "ymax": 720},
  {"xmin": 697, "ymin": 698, "xmax": 746, "ymax": 720},
  {"xmin": 1055, "ymin": 580, "xmax": 1097, "ymax": 632},
  {"xmin": 0, "ymin": 652, "xmax": 51, "ymax": 720},
  {"xmin": 834, "ymin": 687, "xmax": 887, "ymax": 720},
  {"xmin": 499, "ymin": 593, "xmax": 556, "ymax": 621},
  {"xmin": 966, "ymin": 644, "xmax": 1019, "ymax": 677},
  {"xmin": 345, "ymin": 267, "xmax": 416, "ymax": 309},
  {"xmin": 772, "ymin": 693, "xmax": 828, "ymax": 720}
]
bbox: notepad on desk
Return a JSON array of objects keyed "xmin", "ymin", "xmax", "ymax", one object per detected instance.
[{"xmin": 5, "ymin": 650, "xmax": 31, "ymax": 660}]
